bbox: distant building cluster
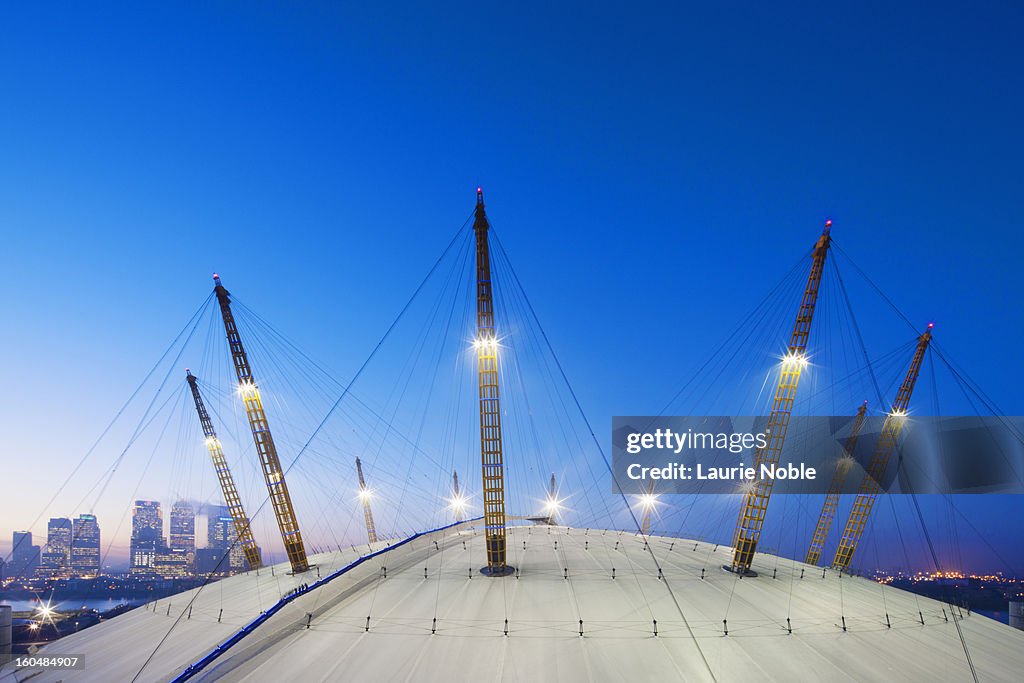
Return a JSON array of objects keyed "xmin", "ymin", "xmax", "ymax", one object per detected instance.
[
  {"xmin": 128, "ymin": 500, "xmax": 250, "ymax": 579},
  {"xmin": 4, "ymin": 514, "xmax": 100, "ymax": 581},
  {"xmin": 2, "ymin": 500, "xmax": 254, "ymax": 584}
]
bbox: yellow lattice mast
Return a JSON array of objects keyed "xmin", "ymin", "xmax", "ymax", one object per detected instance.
[
  {"xmin": 730, "ymin": 220, "xmax": 832, "ymax": 575},
  {"xmin": 804, "ymin": 400, "xmax": 868, "ymax": 566},
  {"xmin": 186, "ymin": 370, "xmax": 261, "ymax": 570},
  {"xmin": 355, "ymin": 457, "xmax": 378, "ymax": 544},
  {"xmin": 213, "ymin": 274, "xmax": 309, "ymax": 574},
  {"xmin": 832, "ymin": 324, "xmax": 933, "ymax": 571},
  {"xmin": 473, "ymin": 188, "xmax": 513, "ymax": 576}
]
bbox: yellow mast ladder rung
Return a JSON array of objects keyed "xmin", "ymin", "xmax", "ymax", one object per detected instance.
[
  {"xmin": 804, "ymin": 401, "xmax": 868, "ymax": 566},
  {"xmin": 729, "ymin": 221, "xmax": 832, "ymax": 575},
  {"xmin": 831, "ymin": 325, "xmax": 933, "ymax": 571},
  {"xmin": 186, "ymin": 370, "xmax": 262, "ymax": 570},
  {"xmin": 214, "ymin": 274, "xmax": 309, "ymax": 574},
  {"xmin": 474, "ymin": 189, "xmax": 512, "ymax": 576}
]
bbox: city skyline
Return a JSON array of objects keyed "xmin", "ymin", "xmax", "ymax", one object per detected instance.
[{"xmin": 2, "ymin": 500, "xmax": 252, "ymax": 576}]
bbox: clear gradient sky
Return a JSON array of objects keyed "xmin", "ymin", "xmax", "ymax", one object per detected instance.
[{"xmin": 1, "ymin": 3, "xmax": 1022, "ymax": 571}]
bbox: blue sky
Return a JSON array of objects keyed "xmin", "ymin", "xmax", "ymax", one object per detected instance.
[{"xmin": 1, "ymin": 3, "xmax": 1021, "ymax": 572}]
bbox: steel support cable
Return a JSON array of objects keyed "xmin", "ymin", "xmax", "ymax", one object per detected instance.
[
  {"xmin": 490, "ymin": 230, "xmax": 607, "ymax": 529},
  {"xmin": 3, "ymin": 293, "xmax": 213, "ymax": 567},
  {"xmin": 223, "ymin": 312, "xmax": 360, "ymax": 554},
  {"xmin": 490, "ymin": 236, "xmax": 609, "ymax": 530},
  {"xmin": 899, "ymin": 357, "xmax": 978, "ymax": 682},
  {"xmin": 834, "ymin": 255, "xmax": 934, "ymax": 626},
  {"xmin": 193, "ymin": 380, "xmax": 272, "ymax": 602},
  {"xmin": 280, "ymin": 210, "xmax": 474, "ymax": 481},
  {"xmin": 233, "ymin": 298, "xmax": 417, "ymax": 431},
  {"xmin": 839, "ymin": 347, "xmax": 925, "ymax": 616},
  {"xmin": 494, "ymin": 311, "xmax": 596, "ymax": 613},
  {"xmin": 661, "ymin": 251, "xmax": 814, "ymax": 418},
  {"xmin": 932, "ymin": 341, "xmax": 1024, "ymax": 448},
  {"xmin": 835, "ymin": 252, "xmax": 991, "ymax": 679},
  {"xmin": 481, "ymin": 244, "xmax": 523, "ymax": 617},
  {"xmin": 68, "ymin": 379, "xmax": 191, "ymax": 518},
  {"xmin": 57, "ymin": 387, "xmax": 186, "ymax": 621},
  {"xmin": 425, "ymin": 340, "xmax": 467, "ymax": 536},
  {"xmin": 790, "ymin": 342, "xmax": 911, "ymax": 417},
  {"xmin": 422, "ymin": 259, "xmax": 474, "ymax": 536},
  {"xmin": 356, "ymin": 291, "xmax": 440, "ymax": 533},
  {"xmin": 930, "ymin": 348, "xmax": 1024, "ymax": 489},
  {"xmin": 94, "ymin": 388, "xmax": 184, "ymax": 586},
  {"xmin": 929, "ymin": 353, "xmax": 965, "ymax": 574},
  {"xmin": 385, "ymin": 229, "xmax": 474, "ymax": 535},
  {"xmin": 932, "ymin": 352, "xmax": 969, "ymax": 583},
  {"xmin": 786, "ymin": 487, "xmax": 804, "ymax": 618},
  {"xmin": 672, "ymin": 271, "xmax": 806, "ymax": 546},
  {"xmin": 489, "ymin": 231, "xmax": 716, "ymax": 682},
  {"xmin": 393, "ymin": 232, "xmax": 472, "ymax": 534},
  {"xmin": 73, "ymin": 305, "xmax": 211, "ymax": 546},
  {"xmin": 867, "ymin": 516, "xmax": 891, "ymax": 620},
  {"xmin": 610, "ymin": 251, "xmax": 808, "ymax": 546},
  {"xmin": 133, "ymin": 215, "xmax": 476, "ymax": 682},
  {"xmin": 602, "ymin": 245, "xmax": 806, "ymax": 550},
  {"xmin": 231, "ymin": 288, "xmax": 479, "ymax": 502},
  {"xmin": 832, "ymin": 241, "xmax": 918, "ymax": 334},
  {"xmin": 229, "ymin": 245, "xmax": 476, "ymax": 543},
  {"xmin": 686, "ymin": 279, "xmax": 891, "ymax": 575},
  {"xmin": 489, "ymin": 228, "xmax": 661, "ymax": 619},
  {"xmin": 199, "ymin": 362, "xmax": 354, "ymax": 556},
  {"xmin": 489, "ymin": 258, "xmax": 548, "ymax": 520},
  {"xmin": 673, "ymin": 264, "xmax": 807, "ymax": 419},
  {"xmin": 440, "ymin": 268, "xmax": 474, "ymax": 505},
  {"xmin": 89, "ymin": 296, "xmax": 211, "ymax": 515},
  {"xmin": 494, "ymin": 229, "xmax": 650, "ymax": 531},
  {"xmin": 716, "ymin": 253, "xmax": 876, "ymax": 622}
]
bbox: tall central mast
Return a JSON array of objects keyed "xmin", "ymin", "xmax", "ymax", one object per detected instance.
[
  {"xmin": 186, "ymin": 370, "xmax": 261, "ymax": 570},
  {"xmin": 730, "ymin": 221, "xmax": 831, "ymax": 575},
  {"xmin": 474, "ymin": 188, "xmax": 512, "ymax": 576},
  {"xmin": 213, "ymin": 274, "xmax": 309, "ymax": 574}
]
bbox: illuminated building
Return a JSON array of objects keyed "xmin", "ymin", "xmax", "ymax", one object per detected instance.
[
  {"xmin": 40, "ymin": 518, "xmax": 73, "ymax": 577},
  {"xmin": 70, "ymin": 514, "xmax": 100, "ymax": 577},
  {"xmin": 207, "ymin": 505, "xmax": 245, "ymax": 573},
  {"xmin": 169, "ymin": 501, "xmax": 196, "ymax": 555},
  {"xmin": 10, "ymin": 531, "xmax": 40, "ymax": 579},
  {"xmin": 130, "ymin": 500, "xmax": 165, "ymax": 571}
]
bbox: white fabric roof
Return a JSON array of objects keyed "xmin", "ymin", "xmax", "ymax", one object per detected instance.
[{"xmin": 4, "ymin": 522, "xmax": 1021, "ymax": 682}]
